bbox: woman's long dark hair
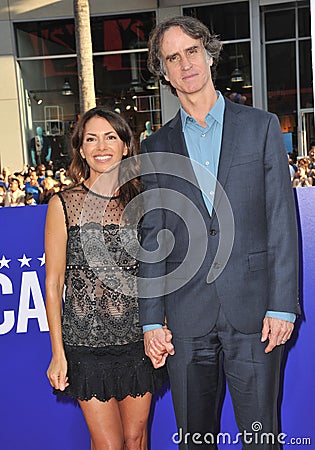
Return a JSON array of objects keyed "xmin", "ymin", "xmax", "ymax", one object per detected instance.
[{"xmin": 69, "ymin": 107, "xmax": 141, "ymax": 207}]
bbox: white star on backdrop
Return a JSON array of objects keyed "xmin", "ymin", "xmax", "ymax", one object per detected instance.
[
  {"xmin": 0, "ymin": 255, "xmax": 11, "ymax": 269},
  {"xmin": 18, "ymin": 254, "xmax": 32, "ymax": 268},
  {"xmin": 37, "ymin": 253, "xmax": 46, "ymax": 266}
]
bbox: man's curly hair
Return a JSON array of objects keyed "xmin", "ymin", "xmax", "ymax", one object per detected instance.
[{"xmin": 147, "ymin": 16, "xmax": 223, "ymax": 96}]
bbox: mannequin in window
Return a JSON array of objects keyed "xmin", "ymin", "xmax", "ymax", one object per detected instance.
[
  {"xmin": 30, "ymin": 126, "xmax": 52, "ymax": 166},
  {"xmin": 140, "ymin": 121, "xmax": 153, "ymax": 143}
]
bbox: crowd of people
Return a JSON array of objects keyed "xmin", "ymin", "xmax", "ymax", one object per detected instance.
[
  {"xmin": 1, "ymin": 142, "xmax": 314, "ymax": 209},
  {"xmin": 0, "ymin": 162, "xmax": 73, "ymax": 207},
  {"xmin": 288, "ymin": 144, "xmax": 315, "ymax": 187}
]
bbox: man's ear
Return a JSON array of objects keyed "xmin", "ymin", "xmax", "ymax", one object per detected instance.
[{"xmin": 123, "ymin": 145, "xmax": 128, "ymax": 156}]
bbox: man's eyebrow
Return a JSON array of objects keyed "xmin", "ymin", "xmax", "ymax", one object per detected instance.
[
  {"xmin": 165, "ymin": 45, "xmax": 200, "ymax": 60},
  {"xmin": 187, "ymin": 45, "xmax": 200, "ymax": 51},
  {"xmin": 165, "ymin": 51, "xmax": 179, "ymax": 61}
]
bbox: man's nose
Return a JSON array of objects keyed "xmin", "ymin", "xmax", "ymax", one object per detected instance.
[{"xmin": 180, "ymin": 54, "xmax": 193, "ymax": 70}]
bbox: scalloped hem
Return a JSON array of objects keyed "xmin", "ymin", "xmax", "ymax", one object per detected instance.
[
  {"xmin": 53, "ymin": 341, "xmax": 169, "ymax": 402},
  {"xmin": 54, "ymin": 383, "xmax": 168, "ymax": 403}
]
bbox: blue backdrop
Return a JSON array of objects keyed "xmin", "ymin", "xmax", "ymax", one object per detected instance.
[{"xmin": 0, "ymin": 188, "xmax": 314, "ymax": 449}]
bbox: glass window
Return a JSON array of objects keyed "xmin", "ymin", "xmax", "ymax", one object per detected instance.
[
  {"xmin": 94, "ymin": 51, "xmax": 151, "ymax": 95},
  {"xmin": 91, "ymin": 12, "xmax": 156, "ymax": 52},
  {"xmin": 299, "ymin": 39, "xmax": 313, "ymax": 108},
  {"xmin": 266, "ymin": 42, "xmax": 297, "ymax": 115},
  {"xmin": 15, "ymin": 19, "xmax": 75, "ymax": 57},
  {"xmin": 263, "ymin": 0, "xmax": 312, "ymax": 154},
  {"xmin": 265, "ymin": 9, "xmax": 295, "ymax": 41},
  {"xmin": 19, "ymin": 58, "xmax": 79, "ymax": 160},
  {"xmin": 184, "ymin": 3, "xmax": 251, "ymax": 105},
  {"xmin": 20, "ymin": 58, "xmax": 79, "ymax": 122},
  {"xmin": 15, "ymin": 11, "xmax": 159, "ymax": 163},
  {"xmin": 19, "ymin": 58, "xmax": 79, "ymax": 121},
  {"xmin": 15, "ymin": 12, "xmax": 156, "ymax": 58},
  {"xmin": 298, "ymin": 7, "xmax": 311, "ymax": 37},
  {"xmin": 184, "ymin": 2, "xmax": 249, "ymax": 40},
  {"xmin": 215, "ymin": 42, "xmax": 252, "ymax": 106},
  {"xmin": 93, "ymin": 53, "xmax": 161, "ymax": 140}
]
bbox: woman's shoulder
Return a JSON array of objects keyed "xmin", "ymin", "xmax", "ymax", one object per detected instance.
[
  {"xmin": 46, "ymin": 183, "xmax": 81, "ymax": 206},
  {"xmin": 57, "ymin": 183, "xmax": 85, "ymax": 199}
]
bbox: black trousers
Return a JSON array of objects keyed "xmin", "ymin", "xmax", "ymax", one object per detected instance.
[{"xmin": 167, "ymin": 306, "xmax": 284, "ymax": 450}]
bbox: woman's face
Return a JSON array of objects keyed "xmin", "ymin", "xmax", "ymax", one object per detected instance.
[{"xmin": 80, "ymin": 116, "xmax": 128, "ymax": 182}]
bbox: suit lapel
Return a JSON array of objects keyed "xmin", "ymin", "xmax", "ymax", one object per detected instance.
[
  {"xmin": 212, "ymin": 99, "xmax": 239, "ymax": 217},
  {"xmin": 167, "ymin": 112, "xmax": 189, "ymax": 157}
]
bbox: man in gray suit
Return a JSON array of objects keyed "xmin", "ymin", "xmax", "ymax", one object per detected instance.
[{"xmin": 138, "ymin": 16, "xmax": 300, "ymax": 449}]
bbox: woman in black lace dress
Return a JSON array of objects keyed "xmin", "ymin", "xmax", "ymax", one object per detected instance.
[{"xmin": 45, "ymin": 107, "xmax": 168, "ymax": 450}]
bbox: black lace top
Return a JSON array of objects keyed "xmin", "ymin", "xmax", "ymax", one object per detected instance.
[{"xmin": 57, "ymin": 183, "xmax": 143, "ymax": 347}]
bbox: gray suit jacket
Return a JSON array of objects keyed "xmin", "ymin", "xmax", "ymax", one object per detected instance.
[{"xmin": 138, "ymin": 98, "xmax": 300, "ymax": 337}]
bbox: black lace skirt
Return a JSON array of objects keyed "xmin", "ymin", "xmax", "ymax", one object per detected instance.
[{"xmin": 53, "ymin": 340, "xmax": 169, "ymax": 402}]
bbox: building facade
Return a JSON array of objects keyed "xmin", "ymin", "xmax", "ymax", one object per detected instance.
[{"xmin": 0, "ymin": 0, "xmax": 313, "ymax": 171}]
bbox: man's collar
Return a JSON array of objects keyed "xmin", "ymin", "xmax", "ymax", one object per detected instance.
[{"xmin": 180, "ymin": 91, "xmax": 225, "ymax": 131}]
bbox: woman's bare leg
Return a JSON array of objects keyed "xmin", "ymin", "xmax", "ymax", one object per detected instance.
[
  {"xmin": 79, "ymin": 397, "xmax": 124, "ymax": 450},
  {"xmin": 118, "ymin": 393, "xmax": 152, "ymax": 450}
]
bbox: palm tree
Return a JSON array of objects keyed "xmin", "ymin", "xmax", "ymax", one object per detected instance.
[{"xmin": 73, "ymin": 0, "xmax": 96, "ymax": 114}]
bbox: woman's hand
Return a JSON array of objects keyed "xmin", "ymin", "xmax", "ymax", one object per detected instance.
[{"xmin": 47, "ymin": 355, "xmax": 69, "ymax": 391}]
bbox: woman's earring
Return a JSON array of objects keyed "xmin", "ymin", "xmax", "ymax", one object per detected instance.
[{"xmin": 79, "ymin": 150, "xmax": 85, "ymax": 160}]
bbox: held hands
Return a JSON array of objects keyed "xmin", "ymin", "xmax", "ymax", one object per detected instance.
[
  {"xmin": 46, "ymin": 355, "xmax": 69, "ymax": 391},
  {"xmin": 261, "ymin": 317, "xmax": 294, "ymax": 354},
  {"xmin": 144, "ymin": 326, "xmax": 175, "ymax": 368}
]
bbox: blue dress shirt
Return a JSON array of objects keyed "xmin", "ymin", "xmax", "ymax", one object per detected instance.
[{"xmin": 181, "ymin": 91, "xmax": 224, "ymax": 216}]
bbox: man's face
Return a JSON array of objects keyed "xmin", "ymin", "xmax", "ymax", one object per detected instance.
[
  {"xmin": 160, "ymin": 26, "xmax": 213, "ymax": 98},
  {"xmin": 9, "ymin": 180, "xmax": 19, "ymax": 192},
  {"xmin": 309, "ymin": 147, "xmax": 315, "ymax": 161},
  {"xmin": 30, "ymin": 171, "xmax": 37, "ymax": 181}
]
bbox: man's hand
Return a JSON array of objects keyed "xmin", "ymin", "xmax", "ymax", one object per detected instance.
[
  {"xmin": 144, "ymin": 327, "xmax": 175, "ymax": 368},
  {"xmin": 261, "ymin": 317, "xmax": 294, "ymax": 353}
]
